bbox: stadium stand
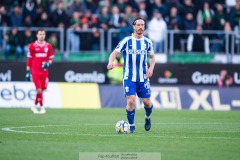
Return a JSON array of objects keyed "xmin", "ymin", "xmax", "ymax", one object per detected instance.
[{"xmin": 0, "ymin": 0, "xmax": 239, "ymax": 63}]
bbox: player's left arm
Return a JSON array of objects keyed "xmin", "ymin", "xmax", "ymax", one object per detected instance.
[
  {"xmin": 47, "ymin": 44, "xmax": 54, "ymax": 64},
  {"xmin": 42, "ymin": 44, "xmax": 54, "ymax": 69},
  {"xmin": 146, "ymin": 41, "xmax": 155, "ymax": 78},
  {"xmin": 146, "ymin": 54, "xmax": 155, "ymax": 78}
]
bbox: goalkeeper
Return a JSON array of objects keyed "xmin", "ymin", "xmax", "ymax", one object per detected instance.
[{"xmin": 26, "ymin": 28, "xmax": 54, "ymax": 114}]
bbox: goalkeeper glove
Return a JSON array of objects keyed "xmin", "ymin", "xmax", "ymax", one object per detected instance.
[
  {"xmin": 42, "ymin": 61, "xmax": 50, "ymax": 69},
  {"xmin": 26, "ymin": 70, "xmax": 31, "ymax": 81}
]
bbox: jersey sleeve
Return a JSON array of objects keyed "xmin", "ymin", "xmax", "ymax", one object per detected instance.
[
  {"xmin": 26, "ymin": 43, "xmax": 33, "ymax": 68},
  {"xmin": 47, "ymin": 44, "xmax": 54, "ymax": 61},
  {"xmin": 115, "ymin": 37, "xmax": 128, "ymax": 53}
]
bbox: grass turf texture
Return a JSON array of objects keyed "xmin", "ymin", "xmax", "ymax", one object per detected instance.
[{"xmin": 0, "ymin": 108, "xmax": 239, "ymax": 160}]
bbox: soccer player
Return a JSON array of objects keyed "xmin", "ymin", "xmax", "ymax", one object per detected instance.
[
  {"xmin": 107, "ymin": 17, "xmax": 156, "ymax": 133},
  {"xmin": 26, "ymin": 28, "xmax": 54, "ymax": 114}
]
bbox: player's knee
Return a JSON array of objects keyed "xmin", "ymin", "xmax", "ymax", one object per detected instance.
[
  {"xmin": 36, "ymin": 89, "xmax": 42, "ymax": 93},
  {"xmin": 142, "ymin": 98, "xmax": 152, "ymax": 107},
  {"xmin": 127, "ymin": 97, "xmax": 135, "ymax": 107}
]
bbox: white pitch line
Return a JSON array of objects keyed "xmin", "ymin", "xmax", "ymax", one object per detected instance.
[
  {"xmin": 1, "ymin": 125, "xmax": 240, "ymax": 140},
  {"xmin": 84, "ymin": 122, "xmax": 239, "ymax": 125}
]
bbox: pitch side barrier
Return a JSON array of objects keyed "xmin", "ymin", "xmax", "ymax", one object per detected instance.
[
  {"xmin": 0, "ymin": 82, "xmax": 239, "ymax": 110},
  {"xmin": 0, "ymin": 62, "xmax": 239, "ymax": 86}
]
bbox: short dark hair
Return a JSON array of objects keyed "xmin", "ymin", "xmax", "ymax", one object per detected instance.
[
  {"xmin": 132, "ymin": 17, "xmax": 146, "ymax": 26},
  {"xmin": 36, "ymin": 28, "xmax": 45, "ymax": 34}
]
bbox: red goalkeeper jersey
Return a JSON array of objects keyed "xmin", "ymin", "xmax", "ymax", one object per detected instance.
[{"xmin": 26, "ymin": 41, "xmax": 54, "ymax": 75}]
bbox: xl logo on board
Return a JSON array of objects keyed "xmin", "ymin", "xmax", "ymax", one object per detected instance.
[
  {"xmin": 188, "ymin": 89, "xmax": 240, "ymax": 110},
  {"xmin": 136, "ymin": 87, "xmax": 182, "ymax": 109}
]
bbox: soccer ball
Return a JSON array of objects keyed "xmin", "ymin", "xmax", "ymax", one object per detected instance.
[{"xmin": 115, "ymin": 120, "xmax": 130, "ymax": 133}]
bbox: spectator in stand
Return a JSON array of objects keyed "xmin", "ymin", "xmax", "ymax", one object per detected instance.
[
  {"xmin": 80, "ymin": 22, "xmax": 92, "ymax": 51},
  {"xmin": 0, "ymin": 6, "xmax": 10, "ymax": 26},
  {"xmin": 4, "ymin": 27, "xmax": 23, "ymax": 60},
  {"xmin": 213, "ymin": 3, "xmax": 226, "ymax": 30},
  {"xmin": 166, "ymin": 6, "xmax": 182, "ymax": 29},
  {"xmin": 22, "ymin": 15, "xmax": 33, "ymax": 27},
  {"xmin": 22, "ymin": 28, "xmax": 35, "ymax": 57},
  {"xmin": 108, "ymin": 6, "xmax": 124, "ymax": 29},
  {"xmin": 152, "ymin": 0, "xmax": 168, "ymax": 18},
  {"xmin": 123, "ymin": 5, "xmax": 135, "ymax": 26},
  {"xmin": 202, "ymin": 9, "xmax": 215, "ymax": 54},
  {"xmin": 22, "ymin": 0, "xmax": 37, "ymax": 25},
  {"xmin": 109, "ymin": 6, "xmax": 124, "ymax": 48},
  {"xmin": 229, "ymin": 1, "xmax": 240, "ymax": 29},
  {"xmin": 36, "ymin": 0, "xmax": 54, "ymax": 15},
  {"xmin": 98, "ymin": 0, "xmax": 111, "ymax": 9},
  {"xmin": 85, "ymin": 0, "xmax": 98, "ymax": 14},
  {"xmin": 148, "ymin": 10, "xmax": 167, "ymax": 53},
  {"xmin": 166, "ymin": 0, "xmax": 182, "ymax": 11},
  {"xmin": 98, "ymin": 6, "xmax": 110, "ymax": 31},
  {"xmin": 89, "ymin": 14, "xmax": 100, "ymax": 47},
  {"xmin": 98, "ymin": 5, "xmax": 110, "ymax": 48},
  {"xmin": 138, "ymin": 1, "xmax": 148, "ymax": 20},
  {"xmin": 91, "ymin": 27, "xmax": 100, "ymax": 50},
  {"xmin": 67, "ymin": 0, "xmax": 86, "ymax": 17},
  {"xmin": 182, "ymin": 12, "xmax": 196, "ymax": 30},
  {"xmin": 47, "ymin": 33, "xmax": 59, "ymax": 53},
  {"xmin": 187, "ymin": 25, "xmax": 205, "ymax": 52},
  {"xmin": 211, "ymin": 3, "xmax": 227, "ymax": 53},
  {"xmin": 172, "ymin": 24, "xmax": 182, "ymax": 51},
  {"xmin": 34, "ymin": 6, "xmax": 44, "ymax": 26},
  {"xmin": 9, "ymin": 5, "xmax": 22, "ymax": 27},
  {"xmin": 69, "ymin": 11, "xmax": 81, "ymax": 53},
  {"xmin": 81, "ymin": 9, "xmax": 92, "ymax": 25},
  {"xmin": 2, "ymin": 0, "xmax": 24, "ymax": 8},
  {"xmin": 234, "ymin": 20, "xmax": 240, "ymax": 54},
  {"xmin": 180, "ymin": 0, "xmax": 198, "ymax": 20},
  {"xmin": 36, "ymin": 11, "xmax": 52, "ymax": 27},
  {"xmin": 118, "ymin": 20, "xmax": 132, "ymax": 41},
  {"xmin": 182, "ymin": 12, "xmax": 197, "ymax": 52},
  {"xmin": 223, "ymin": 22, "xmax": 233, "ymax": 54},
  {"xmin": 50, "ymin": 1, "xmax": 69, "ymax": 28},
  {"xmin": 226, "ymin": 0, "xmax": 237, "ymax": 12},
  {"xmin": 197, "ymin": 1, "xmax": 214, "ymax": 26},
  {"xmin": 116, "ymin": 0, "xmax": 127, "ymax": 13}
]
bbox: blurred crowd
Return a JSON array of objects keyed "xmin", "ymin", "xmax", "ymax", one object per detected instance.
[{"xmin": 1, "ymin": 0, "xmax": 240, "ymax": 60}]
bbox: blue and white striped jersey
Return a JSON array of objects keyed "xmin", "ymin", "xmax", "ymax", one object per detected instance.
[{"xmin": 115, "ymin": 34, "xmax": 154, "ymax": 82}]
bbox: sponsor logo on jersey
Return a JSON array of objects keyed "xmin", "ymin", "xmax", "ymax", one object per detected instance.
[
  {"xmin": 35, "ymin": 53, "xmax": 47, "ymax": 57},
  {"xmin": 128, "ymin": 49, "xmax": 147, "ymax": 54}
]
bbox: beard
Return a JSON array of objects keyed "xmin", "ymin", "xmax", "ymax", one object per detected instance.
[{"xmin": 136, "ymin": 29, "xmax": 143, "ymax": 34}]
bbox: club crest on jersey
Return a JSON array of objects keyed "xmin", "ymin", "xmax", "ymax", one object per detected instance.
[
  {"xmin": 44, "ymin": 47, "xmax": 48, "ymax": 53},
  {"xmin": 142, "ymin": 44, "xmax": 146, "ymax": 49}
]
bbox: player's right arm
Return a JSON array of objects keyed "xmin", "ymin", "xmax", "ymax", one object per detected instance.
[
  {"xmin": 26, "ymin": 43, "xmax": 33, "ymax": 69},
  {"xmin": 107, "ymin": 37, "xmax": 128, "ymax": 70},
  {"xmin": 26, "ymin": 43, "xmax": 33, "ymax": 81},
  {"xmin": 107, "ymin": 50, "xmax": 120, "ymax": 70}
]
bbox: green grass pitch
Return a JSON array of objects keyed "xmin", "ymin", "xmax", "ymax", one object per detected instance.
[{"xmin": 0, "ymin": 108, "xmax": 239, "ymax": 160}]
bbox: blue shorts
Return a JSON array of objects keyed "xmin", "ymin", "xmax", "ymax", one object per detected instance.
[{"xmin": 123, "ymin": 79, "xmax": 151, "ymax": 98}]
